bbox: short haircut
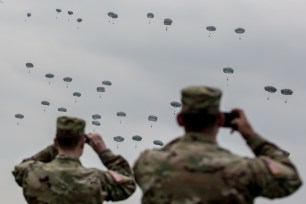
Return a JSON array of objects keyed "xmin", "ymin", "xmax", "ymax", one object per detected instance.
[
  {"xmin": 56, "ymin": 130, "xmax": 83, "ymax": 150},
  {"xmin": 181, "ymin": 112, "xmax": 218, "ymax": 131}
]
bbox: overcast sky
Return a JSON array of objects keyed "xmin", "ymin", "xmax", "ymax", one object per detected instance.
[{"xmin": 1, "ymin": 0, "xmax": 305, "ymax": 203}]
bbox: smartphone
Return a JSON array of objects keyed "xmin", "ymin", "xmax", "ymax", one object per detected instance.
[{"xmin": 222, "ymin": 112, "xmax": 239, "ymax": 129}]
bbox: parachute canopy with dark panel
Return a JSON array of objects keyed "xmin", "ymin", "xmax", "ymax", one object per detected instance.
[
  {"xmin": 92, "ymin": 121, "xmax": 101, "ymax": 126},
  {"xmin": 148, "ymin": 115, "xmax": 158, "ymax": 122},
  {"xmin": 117, "ymin": 112, "xmax": 126, "ymax": 117},
  {"xmin": 97, "ymin": 87, "xmax": 105, "ymax": 92},
  {"xmin": 73, "ymin": 92, "xmax": 81, "ymax": 97},
  {"xmin": 170, "ymin": 101, "xmax": 181, "ymax": 108},
  {"xmin": 114, "ymin": 136, "xmax": 124, "ymax": 142},
  {"xmin": 153, "ymin": 140, "xmax": 163, "ymax": 146},
  {"xmin": 206, "ymin": 26, "xmax": 216, "ymax": 32},
  {"xmin": 41, "ymin": 101, "xmax": 50, "ymax": 106},
  {"xmin": 92, "ymin": 114, "xmax": 101, "ymax": 120},
  {"xmin": 235, "ymin": 28, "xmax": 245, "ymax": 34},
  {"xmin": 63, "ymin": 77, "xmax": 72, "ymax": 82},
  {"xmin": 223, "ymin": 67, "xmax": 234, "ymax": 74},
  {"xmin": 132, "ymin": 135, "xmax": 142, "ymax": 141},
  {"xmin": 102, "ymin": 81, "xmax": 112, "ymax": 86},
  {"xmin": 264, "ymin": 86, "xmax": 277, "ymax": 93},
  {"xmin": 147, "ymin": 13, "xmax": 154, "ymax": 18},
  {"xmin": 58, "ymin": 107, "xmax": 67, "ymax": 112},
  {"xmin": 281, "ymin": 89, "xmax": 293, "ymax": 95},
  {"xmin": 15, "ymin": 114, "xmax": 24, "ymax": 119},
  {"xmin": 164, "ymin": 18, "xmax": 173, "ymax": 25}
]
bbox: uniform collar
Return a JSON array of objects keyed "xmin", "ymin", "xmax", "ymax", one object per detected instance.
[
  {"xmin": 181, "ymin": 132, "xmax": 217, "ymax": 144},
  {"xmin": 55, "ymin": 155, "xmax": 82, "ymax": 165}
]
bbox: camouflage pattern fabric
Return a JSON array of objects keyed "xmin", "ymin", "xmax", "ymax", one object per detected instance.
[
  {"xmin": 181, "ymin": 86, "xmax": 222, "ymax": 115},
  {"xmin": 56, "ymin": 116, "xmax": 86, "ymax": 137},
  {"xmin": 133, "ymin": 132, "xmax": 302, "ymax": 204},
  {"xmin": 12, "ymin": 145, "xmax": 136, "ymax": 204}
]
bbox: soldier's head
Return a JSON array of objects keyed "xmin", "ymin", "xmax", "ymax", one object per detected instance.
[
  {"xmin": 177, "ymin": 85, "xmax": 223, "ymax": 132},
  {"xmin": 54, "ymin": 116, "xmax": 86, "ymax": 153}
]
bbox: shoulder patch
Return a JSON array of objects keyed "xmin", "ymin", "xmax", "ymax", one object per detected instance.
[{"xmin": 261, "ymin": 157, "xmax": 291, "ymax": 176}]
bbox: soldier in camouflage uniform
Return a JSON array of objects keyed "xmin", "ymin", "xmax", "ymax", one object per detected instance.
[
  {"xmin": 12, "ymin": 116, "xmax": 136, "ymax": 204},
  {"xmin": 133, "ymin": 85, "xmax": 302, "ymax": 204}
]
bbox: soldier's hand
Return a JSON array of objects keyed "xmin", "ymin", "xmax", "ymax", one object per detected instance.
[
  {"xmin": 86, "ymin": 133, "xmax": 107, "ymax": 154},
  {"xmin": 230, "ymin": 108, "xmax": 256, "ymax": 140}
]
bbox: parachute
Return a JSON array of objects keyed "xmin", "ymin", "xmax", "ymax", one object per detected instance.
[
  {"xmin": 96, "ymin": 87, "xmax": 105, "ymax": 98},
  {"xmin": 206, "ymin": 26, "xmax": 216, "ymax": 37},
  {"xmin": 26, "ymin": 62, "xmax": 34, "ymax": 73},
  {"xmin": 147, "ymin": 13, "xmax": 154, "ymax": 24},
  {"xmin": 148, "ymin": 115, "xmax": 158, "ymax": 128},
  {"xmin": 223, "ymin": 67, "xmax": 234, "ymax": 86},
  {"xmin": 114, "ymin": 136, "xmax": 124, "ymax": 149},
  {"xmin": 117, "ymin": 112, "xmax": 126, "ymax": 123},
  {"xmin": 92, "ymin": 120, "xmax": 101, "ymax": 132},
  {"xmin": 41, "ymin": 101, "xmax": 50, "ymax": 111},
  {"xmin": 76, "ymin": 18, "xmax": 82, "ymax": 29},
  {"xmin": 107, "ymin": 12, "xmax": 118, "ymax": 24},
  {"xmin": 67, "ymin": 11, "xmax": 73, "ymax": 21},
  {"xmin": 264, "ymin": 86, "xmax": 277, "ymax": 100},
  {"xmin": 281, "ymin": 89, "xmax": 293, "ymax": 103},
  {"xmin": 153, "ymin": 140, "xmax": 163, "ymax": 146},
  {"xmin": 164, "ymin": 18, "xmax": 172, "ymax": 31},
  {"xmin": 235, "ymin": 28, "xmax": 245, "ymax": 40},
  {"xmin": 58, "ymin": 107, "xmax": 67, "ymax": 112},
  {"xmin": 45, "ymin": 73, "xmax": 54, "ymax": 84},
  {"xmin": 56, "ymin": 9, "xmax": 61, "ymax": 19},
  {"xmin": 25, "ymin": 13, "xmax": 31, "ymax": 22},
  {"xmin": 63, "ymin": 77, "xmax": 72, "ymax": 88},
  {"xmin": 170, "ymin": 101, "xmax": 182, "ymax": 115},
  {"xmin": 132, "ymin": 135, "xmax": 142, "ymax": 148},
  {"xmin": 92, "ymin": 114, "xmax": 101, "ymax": 120},
  {"xmin": 73, "ymin": 92, "xmax": 81, "ymax": 103},
  {"xmin": 102, "ymin": 80, "xmax": 112, "ymax": 86},
  {"xmin": 15, "ymin": 113, "xmax": 24, "ymax": 125}
]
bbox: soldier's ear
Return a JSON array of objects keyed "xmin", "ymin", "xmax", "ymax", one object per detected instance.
[{"xmin": 177, "ymin": 112, "xmax": 184, "ymax": 126}]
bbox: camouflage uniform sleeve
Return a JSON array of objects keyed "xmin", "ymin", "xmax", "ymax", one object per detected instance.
[
  {"xmin": 245, "ymin": 132, "xmax": 302, "ymax": 198},
  {"xmin": 21, "ymin": 145, "xmax": 58, "ymax": 163},
  {"xmin": 12, "ymin": 145, "xmax": 57, "ymax": 187},
  {"xmin": 98, "ymin": 149, "xmax": 136, "ymax": 201}
]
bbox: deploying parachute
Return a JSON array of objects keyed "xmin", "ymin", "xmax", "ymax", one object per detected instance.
[
  {"xmin": 264, "ymin": 86, "xmax": 277, "ymax": 100},
  {"xmin": 147, "ymin": 13, "xmax": 154, "ymax": 24},
  {"xmin": 63, "ymin": 77, "xmax": 72, "ymax": 88},
  {"xmin": 114, "ymin": 136, "xmax": 124, "ymax": 149},
  {"xmin": 164, "ymin": 18, "xmax": 172, "ymax": 31},
  {"xmin": 117, "ymin": 112, "xmax": 126, "ymax": 123},
  {"xmin": 58, "ymin": 107, "xmax": 67, "ymax": 112},
  {"xmin": 281, "ymin": 89, "xmax": 293, "ymax": 103},
  {"xmin": 15, "ymin": 113, "xmax": 24, "ymax": 125},
  {"xmin": 73, "ymin": 92, "xmax": 81, "ymax": 103},
  {"xmin": 41, "ymin": 101, "xmax": 50, "ymax": 111},
  {"xmin": 132, "ymin": 135, "xmax": 142, "ymax": 148},
  {"xmin": 235, "ymin": 28, "xmax": 245, "ymax": 40},
  {"xmin": 170, "ymin": 101, "xmax": 182, "ymax": 115},
  {"xmin": 223, "ymin": 67, "xmax": 234, "ymax": 86},
  {"xmin": 96, "ymin": 87, "xmax": 105, "ymax": 98},
  {"xmin": 206, "ymin": 26, "xmax": 216, "ymax": 37},
  {"xmin": 26, "ymin": 62, "xmax": 34, "ymax": 73},
  {"xmin": 148, "ymin": 115, "xmax": 158, "ymax": 128},
  {"xmin": 45, "ymin": 73, "xmax": 54, "ymax": 84},
  {"xmin": 153, "ymin": 140, "xmax": 163, "ymax": 146}
]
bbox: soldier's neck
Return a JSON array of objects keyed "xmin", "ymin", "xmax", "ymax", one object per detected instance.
[{"xmin": 58, "ymin": 149, "xmax": 82, "ymax": 158}]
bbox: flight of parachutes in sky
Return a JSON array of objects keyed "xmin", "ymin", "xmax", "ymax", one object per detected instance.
[
  {"xmin": 23, "ymin": 8, "xmax": 248, "ymax": 38},
  {"xmin": 17, "ymin": 8, "xmax": 294, "ymax": 149},
  {"xmin": 17, "ymin": 61, "xmax": 185, "ymax": 148}
]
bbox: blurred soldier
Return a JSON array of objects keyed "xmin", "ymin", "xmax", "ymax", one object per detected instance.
[
  {"xmin": 13, "ymin": 116, "xmax": 136, "ymax": 204},
  {"xmin": 133, "ymin": 85, "xmax": 302, "ymax": 204}
]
